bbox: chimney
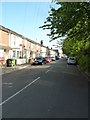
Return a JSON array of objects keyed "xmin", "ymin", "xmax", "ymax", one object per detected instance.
[{"xmin": 41, "ymin": 40, "xmax": 43, "ymax": 46}]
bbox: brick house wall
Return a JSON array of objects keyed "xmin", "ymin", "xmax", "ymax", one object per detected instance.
[
  {"xmin": 0, "ymin": 29, "xmax": 9, "ymax": 46},
  {"xmin": 0, "ymin": 29, "xmax": 10, "ymax": 66},
  {"xmin": 30, "ymin": 42, "xmax": 37, "ymax": 58},
  {"xmin": 0, "ymin": 25, "xmax": 51, "ymax": 66}
]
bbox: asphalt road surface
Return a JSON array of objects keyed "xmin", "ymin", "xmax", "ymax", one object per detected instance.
[{"xmin": 1, "ymin": 58, "xmax": 88, "ymax": 118}]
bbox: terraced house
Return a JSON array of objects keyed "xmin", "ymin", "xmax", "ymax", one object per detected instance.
[
  {"xmin": 0, "ymin": 25, "xmax": 56, "ymax": 66},
  {"xmin": 0, "ymin": 26, "xmax": 11, "ymax": 66}
]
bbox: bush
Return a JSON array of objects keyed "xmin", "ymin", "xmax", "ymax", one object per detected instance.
[{"xmin": 77, "ymin": 55, "xmax": 90, "ymax": 73}]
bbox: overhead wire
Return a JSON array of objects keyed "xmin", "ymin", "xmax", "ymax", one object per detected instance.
[
  {"xmin": 32, "ymin": 2, "xmax": 40, "ymax": 42},
  {"xmin": 20, "ymin": 2, "xmax": 54, "ymax": 45},
  {"xmin": 21, "ymin": 2, "xmax": 40, "ymax": 43},
  {"xmin": 21, "ymin": 2, "xmax": 28, "ymax": 36}
]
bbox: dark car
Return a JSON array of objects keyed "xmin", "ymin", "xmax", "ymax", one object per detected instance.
[
  {"xmin": 55, "ymin": 56, "xmax": 59, "ymax": 60},
  {"xmin": 32, "ymin": 57, "xmax": 47, "ymax": 65}
]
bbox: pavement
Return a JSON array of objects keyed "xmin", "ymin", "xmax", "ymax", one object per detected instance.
[
  {"xmin": 0, "ymin": 64, "xmax": 31, "ymax": 75},
  {"xmin": 77, "ymin": 65, "xmax": 90, "ymax": 81}
]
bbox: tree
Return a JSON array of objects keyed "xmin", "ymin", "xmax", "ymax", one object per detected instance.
[
  {"xmin": 40, "ymin": 2, "xmax": 90, "ymax": 40},
  {"xmin": 40, "ymin": 2, "xmax": 90, "ymax": 72}
]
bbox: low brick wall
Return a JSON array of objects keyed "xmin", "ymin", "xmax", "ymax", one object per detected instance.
[{"xmin": 0, "ymin": 57, "xmax": 6, "ymax": 67}]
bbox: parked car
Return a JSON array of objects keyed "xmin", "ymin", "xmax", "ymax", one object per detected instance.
[
  {"xmin": 45, "ymin": 57, "xmax": 52, "ymax": 63},
  {"xmin": 64, "ymin": 55, "xmax": 68, "ymax": 60},
  {"xmin": 55, "ymin": 56, "xmax": 59, "ymax": 60},
  {"xmin": 67, "ymin": 57, "xmax": 77, "ymax": 65},
  {"xmin": 51, "ymin": 56, "xmax": 56, "ymax": 61},
  {"xmin": 32, "ymin": 57, "xmax": 47, "ymax": 65}
]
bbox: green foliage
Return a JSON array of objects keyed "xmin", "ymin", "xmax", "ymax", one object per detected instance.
[
  {"xmin": 40, "ymin": 2, "xmax": 90, "ymax": 73},
  {"xmin": 77, "ymin": 55, "xmax": 90, "ymax": 73},
  {"xmin": 40, "ymin": 2, "xmax": 90, "ymax": 40}
]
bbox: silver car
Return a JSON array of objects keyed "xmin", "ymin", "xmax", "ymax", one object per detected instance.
[
  {"xmin": 67, "ymin": 57, "xmax": 77, "ymax": 65},
  {"xmin": 51, "ymin": 56, "xmax": 56, "ymax": 61}
]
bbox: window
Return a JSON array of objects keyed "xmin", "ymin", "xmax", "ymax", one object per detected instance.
[
  {"xmin": 20, "ymin": 51, "xmax": 22, "ymax": 58},
  {"xmin": 0, "ymin": 49, "xmax": 4, "ymax": 57},
  {"xmin": 17, "ymin": 51, "xmax": 19, "ymax": 58},
  {"xmin": 13, "ymin": 51, "xmax": 16, "ymax": 57}
]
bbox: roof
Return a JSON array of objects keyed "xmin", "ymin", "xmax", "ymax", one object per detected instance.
[
  {"xmin": 0, "ymin": 25, "xmax": 39, "ymax": 45},
  {"xmin": 0, "ymin": 25, "xmax": 56, "ymax": 51}
]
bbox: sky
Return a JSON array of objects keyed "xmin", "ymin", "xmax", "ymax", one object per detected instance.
[{"xmin": 0, "ymin": 1, "xmax": 59, "ymax": 49}]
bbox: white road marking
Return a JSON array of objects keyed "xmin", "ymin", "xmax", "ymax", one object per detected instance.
[
  {"xmin": 45, "ymin": 67, "xmax": 53, "ymax": 73},
  {"xmin": 3, "ymin": 83, "xmax": 13, "ymax": 85},
  {"xmin": 45, "ymin": 70, "xmax": 50, "ymax": 73},
  {"xmin": 0, "ymin": 77, "xmax": 40, "ymax": 106},
  {"xmin": 8, "ymin": 86, "xmax": 13, "ymax": 88}
]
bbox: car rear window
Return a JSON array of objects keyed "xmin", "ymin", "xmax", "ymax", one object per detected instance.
[
  {"xmin": 70, "ymin": 57, "xmax": 75, "ymax": 60},
  {"xmin": 36, "ymin": 58, "xmax": 42, "ymax": 60}
]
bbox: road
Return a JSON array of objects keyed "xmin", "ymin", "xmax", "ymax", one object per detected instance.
[{"xmin": 1, "ymin": 59, "xmax": 88, "ymax": 118}]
